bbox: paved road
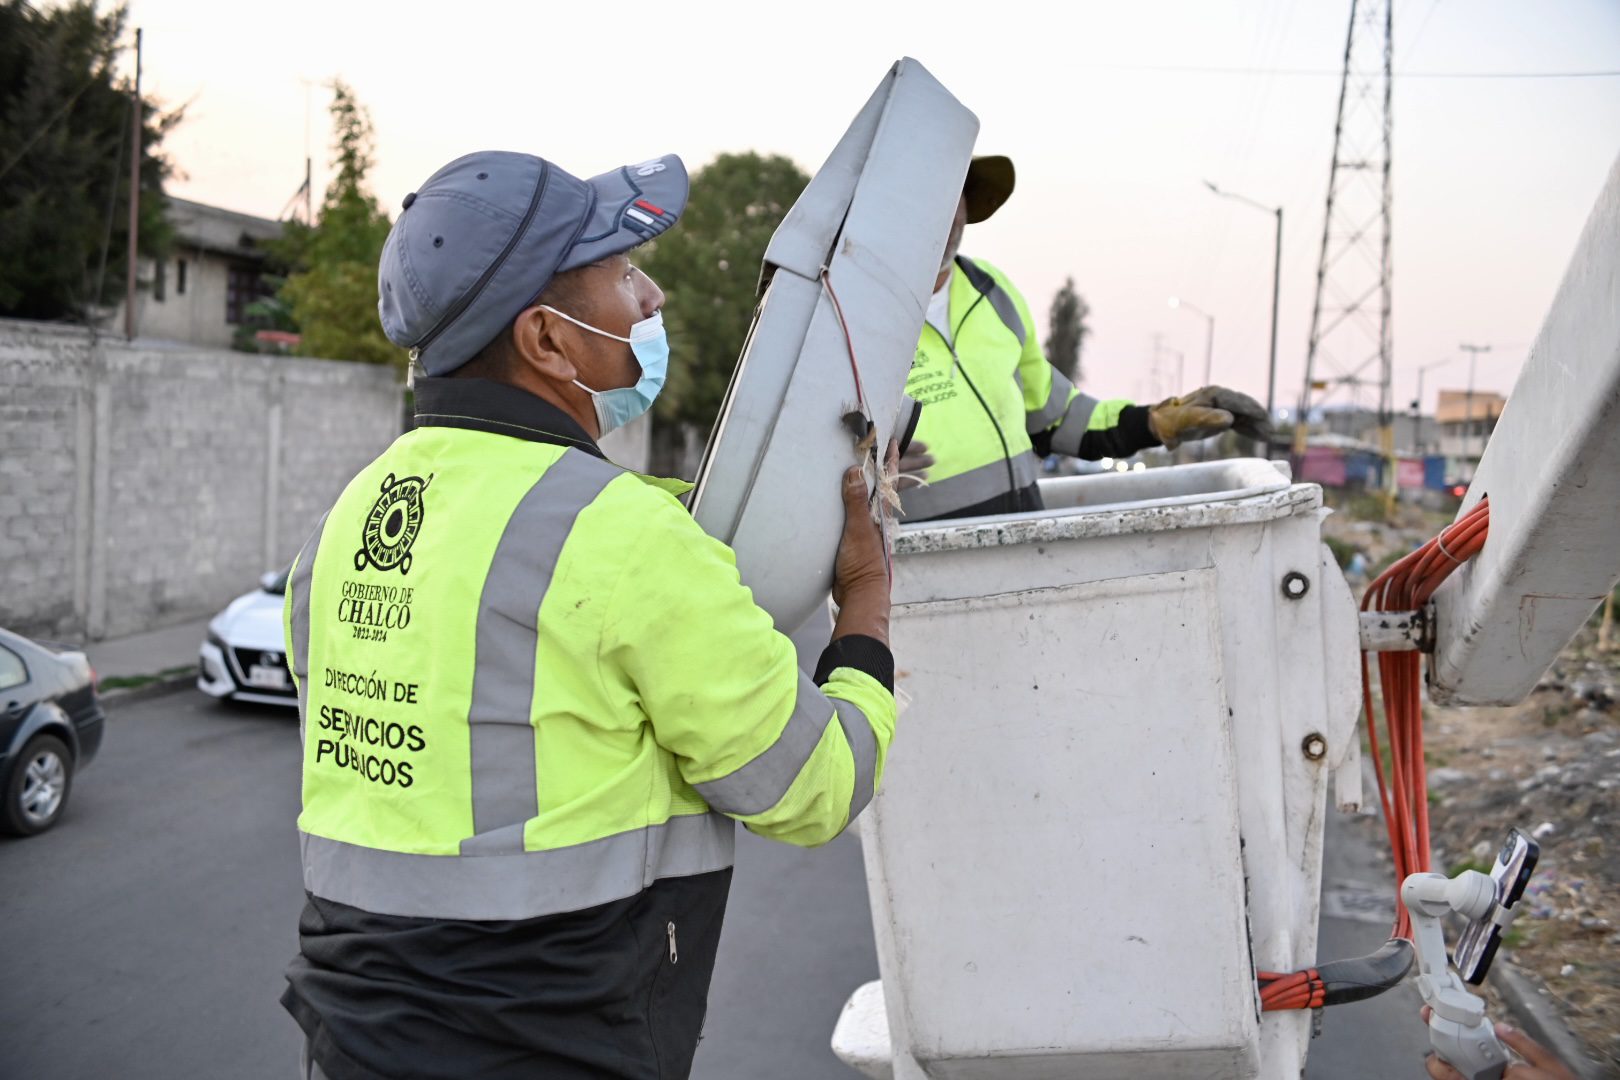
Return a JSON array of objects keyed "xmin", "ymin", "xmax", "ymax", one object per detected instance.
[
  {"xmin": 0, "ymin": 690, "xmax": 306, "ymax": 1080},
  {"xmin": 0, "ymin": 689, "xmax": 877, "ymax": 1080},
  {"xmin": 1305, "ymin": 800, "xmax": 1432, "ymax": 1080},
  {"xmin": 1, "ymin": 688, "xmax": 1428, "ymax": 1079}
]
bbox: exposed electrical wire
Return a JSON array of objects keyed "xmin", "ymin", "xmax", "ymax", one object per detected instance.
[
  {"xmin": 1074, "ymin": 62, "xmax": 1620, "ymax": 79},
  {"xmin": 820, "ymin": 267, "xmax": 894, "ymax": 583}
]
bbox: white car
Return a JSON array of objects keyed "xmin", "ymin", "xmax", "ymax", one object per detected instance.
[{"xmin": 198, "ymin": 569, "xmax": 296, "ymax": 707}]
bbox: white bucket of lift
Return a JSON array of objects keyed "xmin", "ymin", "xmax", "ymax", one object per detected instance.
[{"xmin": 834, "ymin": 459, "xmax": 1363, "ymax": 1080}]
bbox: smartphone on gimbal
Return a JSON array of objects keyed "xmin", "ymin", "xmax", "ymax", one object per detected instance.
[{"xmin": 1452, "ymin": 827, "xmax": 1539, "ymax": 985}]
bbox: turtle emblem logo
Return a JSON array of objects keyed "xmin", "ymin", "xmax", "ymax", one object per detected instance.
[{"xmin": 355, "ymin": 473, "xmax": 432, "ymax": 575}]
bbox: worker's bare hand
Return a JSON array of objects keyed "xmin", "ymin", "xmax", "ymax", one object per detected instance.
[
  {"xmin": 897, "ymin": 439, "xmax": 935, "ymax": 491},
  {"xmin": 831, "ymin": 444, "xmax": 895, "ymax": 611},
  {"xmin": 1420, "ymin": 1008, "xmax": 1578, "ymax": 1079}
]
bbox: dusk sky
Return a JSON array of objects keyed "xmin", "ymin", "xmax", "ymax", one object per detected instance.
[{"xmin": 128, "ymin": 0, "xmax": 1619, "ymax": 414}]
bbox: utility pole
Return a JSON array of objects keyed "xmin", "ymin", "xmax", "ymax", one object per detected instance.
[
  {"xmin": 1267, "ymin": 205, "xmax": 1281, "ymax": 442},
  {"xmin": 1302, "ymin": 0, "xmax": 1395, "ymax": 492},
  {"xmin": 123, "ymin": 28, "xmax": 142, "ymax": 341},
  {"xmin": 304, "ymin": 79, "xmax": 315, "ymax": 225},
  {"xmin": 1150, "ymin": 333, "xmax": 1166, "ymax": 403},
  {"xmin": 1460, "ymin": 343, "xmax": 1491, "ymax": 459},
  {"xmin": 1413, "ymin": 356, "xmax": 1454, "ymax": 455},
  {"xmin": 1167, "ymin": 296, "xmax": 1216, "ymax": 386},
  {"xmin": 1169, "ymin": 298, "xmax": 1219, "ymax": 461},
  {"xmin": 1203, "ymin": 184, "xmax": 1282, "ymax": 458}
]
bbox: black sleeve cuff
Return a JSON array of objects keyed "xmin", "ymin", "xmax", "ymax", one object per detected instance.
[
  {"xmin": 1120, "ymin": 404, "xmax": 1159, "ymax": 448},
  {"xmin": 814, "ymin": 634, "xmax": 894, "ymax": 693},
  {"xmin": 1077, "ymin": 404, "xmax": 1160, "ymax": 459}
]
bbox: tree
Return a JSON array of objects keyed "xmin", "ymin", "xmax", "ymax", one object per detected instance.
[
  {"xmin": 635, "ymin": 152, "xmax": 809, "ymax": 450},
  {"xmin": 1046, "ymin": 277, "xmax": 1090, "ymax": 384},
  {"xmin": 0, "ymin": 0, "xmax": 179, "ymax": 322},
  {"xmin": 231, "ymin": 216, "xmax": 308, "ymax": 353},
  {"xmin": 277, "ymin": 81, "xmax": 398, "ymax": 366}
]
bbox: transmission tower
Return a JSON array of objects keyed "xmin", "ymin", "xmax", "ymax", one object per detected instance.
[{"xmin": 1298, "ymin": 0, "xmax": 1394, "ymax": 460}]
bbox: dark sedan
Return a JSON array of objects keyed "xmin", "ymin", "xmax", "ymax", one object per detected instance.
[{"xmin": 0, "ymin": 627, "xmax": 105, "ymax": 836}]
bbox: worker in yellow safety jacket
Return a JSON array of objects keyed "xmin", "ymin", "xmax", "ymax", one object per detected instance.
[
  {"xmin": 279, "ymin": 149, "xmax": 897, "ymax": 1080},
  {"xmin": 900, "ymin": 155, "xmax": 1270, "ymax": 521}
]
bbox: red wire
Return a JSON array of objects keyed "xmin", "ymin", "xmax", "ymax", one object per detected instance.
[
  {"xmin": 819, "ymin": 267, "xmax": 893, "ymax": 585},
  {"xmin": 820, "ymin": 269, "xmax": 870, "ymax": 415}
]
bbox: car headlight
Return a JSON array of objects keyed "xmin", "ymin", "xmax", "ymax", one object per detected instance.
[{"xmin": 206, "ymin": 630, "xmax": 227, "ymax": 651}]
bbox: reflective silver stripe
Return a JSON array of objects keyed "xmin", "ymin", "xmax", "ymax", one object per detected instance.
[
  {"xmin": 1027, "ymin": 368, "xmax": 1075, "ymax": 432},
  {"xmin": 692, "ymin": 671, "xmax": 838, "ymax": 816},
  {"xmin": 304, "ymin": 812, "xmax": 736, "ymax": 921},
  {"xmin": 832, "ymin": 697, "xmax": 878, "ymax": 824},
  {"xmin": 464, "ymin": 450, "xmax": 619, "ymax": 850},
  {"xmin": 1048, "ymin": 393, "xmax": 1101, "ymax": 457},
  {"xmin": 289, "ymin": 511, "xmax": 329, "ymax": 745},
  {"xmin": 898, "ymin": 452, "xmax": 1041, "ymax": 522},
  {"xmin": 957, "ymin": 256, "xmax": 1026, "ymax": 345},
  {"xmin": 986, "ymin": 285, "xmax": 1026, "ymax": 346}
]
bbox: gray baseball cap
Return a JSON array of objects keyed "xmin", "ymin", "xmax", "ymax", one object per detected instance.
[{"xmin": 378, "ymin": 150, "xmax": 687, "ymax": 376}]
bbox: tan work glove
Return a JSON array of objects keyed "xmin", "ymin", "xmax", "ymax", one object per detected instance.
[{"xmin": 1148, "ymin": 385, "xmax": 1271, "ymax": 450}]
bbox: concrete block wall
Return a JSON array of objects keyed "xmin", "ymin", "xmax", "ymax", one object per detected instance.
[
  {"xmin": 0, "ymin": 319, "xmax": 403, "ymax": 642},
  {"xmin": 0, "ymin": 321, "xmax": 86, "ymax": 638}
]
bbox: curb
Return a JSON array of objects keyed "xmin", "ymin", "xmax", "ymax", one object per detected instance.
[
  {"xmin": 1491, "ymin": 959, "xmax": 1614, "ymax": 1079},
  {"xmin": 102, "ymin": 670, "xmax": 197, "ymax": 707}
]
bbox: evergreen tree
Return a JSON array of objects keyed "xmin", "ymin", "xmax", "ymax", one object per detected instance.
[
  {"xmin": 278, "ymin": 81, "xmax": 397, "ymax": 366},
  {"xmin": 1045, "ymin": 276, "xmax": 1090, "ymax": 384},
  {"xmin": 0, "ymin": 0, "xmax": 178, "ymax": 321}
]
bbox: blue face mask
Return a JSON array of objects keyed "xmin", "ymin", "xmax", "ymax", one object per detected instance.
[{"xmin": 541, "ymin": 307, "xmax": 670, "ymax": 436}]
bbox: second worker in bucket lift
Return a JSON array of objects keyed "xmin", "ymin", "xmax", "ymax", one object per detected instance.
[{"xmin": 899, "ymin": 155, "xmax": 1272, "ymax": 522}]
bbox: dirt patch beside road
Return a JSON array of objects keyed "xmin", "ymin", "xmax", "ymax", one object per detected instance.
[{"xmin": 1423, "ymin": 624, "xmax": 1620, "ymax": 1073}]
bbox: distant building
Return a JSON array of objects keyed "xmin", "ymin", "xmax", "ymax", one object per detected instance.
[
  {"xmin": 112, "ymin": 197, "xmax": 283, "ymax": 349},
  {"xmin": 1435, "ymin": 389, "xmax": 1507, "ymax": 460},
  {"xmin": 1316, "ymin": 405, "xmax": 1439, "ymax": 454}
]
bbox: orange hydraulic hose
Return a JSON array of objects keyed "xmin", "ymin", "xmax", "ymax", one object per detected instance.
[{"xmin": 1260, "ymin": 498, "xmax": 1489, "ymax": 1007}]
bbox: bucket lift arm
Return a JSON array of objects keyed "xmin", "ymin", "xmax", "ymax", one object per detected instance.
[{"xmin": 1429, "ymin": 153, "xmax": 1620, "ymax": 706}]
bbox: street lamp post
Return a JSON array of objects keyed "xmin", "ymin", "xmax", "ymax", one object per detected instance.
[
  {"xmin": 1459, "ymin": 343, "xmax": 1492, "ymax": 460},
  {"xmin": 1167, "ymin": 297, "xmax": 1215, "ymax": 386},
  {"xmin": 1169, "ymin": 297, "xmax": 1215, "ymax": 461},
  {"xmin": 1412, "ymin": 356, "xmax": 1455, "ymax": 455},
  {"xmin": 1204, "ymin": 181, "xmax": 1282, "ymax": 459}
]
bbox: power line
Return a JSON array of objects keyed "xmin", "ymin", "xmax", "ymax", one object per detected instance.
[
  {"xmin": 0, "ymin": 74, "xmax": 101, "ymax": 183},
  {"xmin": 0, "ymin": 21, "xmax": 144, "ymax": 183},
  {"xmin": 1077, "ymin": 63, "xmax": 1620, "ymax": 79},
  {"xmin": 89, "ymin": 94, "xmax": 132, "ymax": 316},
  {"xmin": 1404, "ymin": 0, "xmax": 1444, "ymax": 62}
]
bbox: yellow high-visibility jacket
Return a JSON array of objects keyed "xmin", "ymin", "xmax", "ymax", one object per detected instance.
[
  {"xmin": 903, "ymin": 255, "xmax": 1157, "ymax": 521},
  {"xmin": 284, "ymin": 378, "xmax": 895, "ymax": 922}
]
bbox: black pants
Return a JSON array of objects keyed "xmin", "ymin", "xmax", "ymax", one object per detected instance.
[{"xmin": 285, "ymin": 869, "xmax": 734, "ymax": 1080}]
